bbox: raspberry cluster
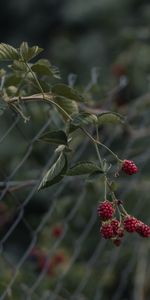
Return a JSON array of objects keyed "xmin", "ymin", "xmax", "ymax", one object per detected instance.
[
  {"xmin": 97, "ymin": 200, "xmax": 150, "ymax": 246},
  {"xmin": 122, "ymin": 160, "xmax": 138, "ymax": 175}
]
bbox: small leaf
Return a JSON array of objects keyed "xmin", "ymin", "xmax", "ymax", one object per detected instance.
[
  {"xmin": 0, "ymin": 43, "xmax": 19, "ymax": 61},
  {"xmin": 0, "ymin": 99, "xmax": 7, "ymax": 116},
  {"xmin": 38, "ymin": 153, "xmax": 68, "ymax": 190},
  {"xmin": 19, "ymin": 42, "xmax": 43, "ymax": 62},
  {"xmin": 38, "ymin": 130, "xmax": 68, "ymax": 145},
  {"xmin": 66, "ymin": 161, "xmax": 102, "ymax": 176},
  {"xmin": 97, "ymin": 112, "xmax": 125, "ymax": 125},
  {"xmin": 71, "ymin": 112, "xmax": 97, "ymax": 127},
  {"xmin": 52, "ymin": 84, "xmax": 85, "ymax": 102},
  {"xmin": 31, "ymin": 59, "xmax": 61, "ymax": 79},
  {"xmin": 54, "ymin": 96, "xmax": 79, "ymax": 120}
]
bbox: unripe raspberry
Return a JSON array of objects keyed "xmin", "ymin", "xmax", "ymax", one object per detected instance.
[
  {"xmin": 123, "ymin": 216, "xmax": 138, "ymax": 232},
  {"xmin": 122, "ymin": 160, "xmax": 138, "ymax": 175},
  {"xmin": 100, "ymin": 223, "xmax": 114, "ymax": 239},
  {"xmin": 136, "ymin": 222, "xmax": 150, "ymax": 238},
  {"xmin": 97, "ymin": 200, "xmax": 114, "ymax": 220},
  {"xmin": 111, "ymin": 219, "xmax": 120, "ymax": 234}
]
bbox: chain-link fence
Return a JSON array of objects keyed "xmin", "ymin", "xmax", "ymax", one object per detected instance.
[{"xmin": 0, "ymin": 72, "xmax": 150, "ymax": 300}]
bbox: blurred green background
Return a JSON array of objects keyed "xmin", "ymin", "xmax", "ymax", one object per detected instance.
[{"xmin": 0, "ymin": 0, "xmax": 150, "ymax": 299}]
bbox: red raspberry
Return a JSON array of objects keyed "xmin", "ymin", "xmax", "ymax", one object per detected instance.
[
  {"xmin": 100, "ymin": 223, "xmax": 114, "ymax": 239},
  {"xmin": 117, "ymin": 227, "xmax": 124, "ymax": 238},
  {"xmin": 97, "ymin": 200, "xmax": 114, "ymax": 220},
  {"xmin": 136, "ymin": 222, "xmax": 150, "ymax": 238},
  {"xmin": 111, "ymin": 219, "xmax": 120, "ymax": 234},
  {"xmin": 123, "ymin": 216, "xmax": 138, "ymax": 232},
  {"xmin": 113, "ymin": 238, "xmax": 122, "ymax": 247},
  {"xmin": 122, "ymin": 160, "xmax": 138, "ymax": 175}
]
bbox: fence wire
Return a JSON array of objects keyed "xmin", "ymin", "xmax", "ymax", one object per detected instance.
[{"xmin": 0, "ymin": 82, "xmax": 150, "ymax": 300}]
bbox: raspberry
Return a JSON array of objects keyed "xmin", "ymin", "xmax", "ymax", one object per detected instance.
[
  {"xmin": 100, "ymin": 223, "xmax": 114, "ymax": 239},
  {"xmin": 97, "ymin": 200, "xmax": 114, "ymax": 220},
  {"xmin": 122, "ymin": 160, "xmax": 138, "ymax": 175},
  {"xmin": 123, "ymin": 216, "xmax": 138, "ymax": 232},
  {"xmin": 111, "ymin": 219, "xmax": 120, "ymax": 234},
  {"xmin": 117, "ymin": 227, "xmax": 124, "ymax": 238},
  {"xmin": 136, "ymin": 222, "xmax": 150, "ymax": 238},
  {"xmin": 113, "ymin": 238, "xmax": 122, "ymax": 247}
]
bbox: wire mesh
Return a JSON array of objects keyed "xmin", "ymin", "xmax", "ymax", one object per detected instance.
[{"xmin": 0, "ymin": 79, "xmax": 150, "ymax": 300}]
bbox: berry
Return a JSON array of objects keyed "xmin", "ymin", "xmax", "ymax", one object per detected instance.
[
  {"xmin": 136, "ymin": 222, "xmax": 150, "ymax": 238},
  {"xmin": 97, "ymin": 200, "xmax": 114, "ymax": 220},
  {"xmin": 122, "ymin": 160, "xmax": 138, "ymax": 175},
  {"xmin": 113, "ymin": 238, "xmax": 122, "ymax": 247},
  {"xmin": 112, "ymin": 64, "xmax": 126, "ymax": 78},
  {"xmin": 111, "ymin": 219, "xmax": 120, "ymax": 234},
  {"xmin": 100, "ymin": 223, "xmax": 114, "ymax": 239},
  {"xmin": 52, "ymin": 225, "xmax": 63, "ymax": 237},
  {"xmin": 123, "ymin": 216, "xmax": 138, "ymax": 232},
  {"xmin": 117, "ymin": 227, "xmax": 124, "ymax": 238}
]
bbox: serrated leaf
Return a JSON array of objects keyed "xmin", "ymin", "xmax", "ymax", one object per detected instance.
[
  {"xmin": 71, "ymin": 112, "xmax": 97, "ymax": 127},
  {"xmin": 54, "ymin": 96, "xmax": 79, "ymax": 120},
  {"xmin": 19, "ymin": 42, "xmax": 43, "ymax": 62},
  {"xmin": 0, "ymin": 43, "xmax": 19, "ymax": 61},
  {"xmin": 38, "ymin": 130, "xmax": 68, "ymax": 145},
  {"xmin": 0, "ymin": 99, "xmax": 7, "ymax": 116},
  {"xmin": 38, "ymin": 153, "xmax": 67, "ymax": 190},
  {"xmin": 31, "ymin": 59, "xmax": 61, "ymax": 79},
  {"xmin": 97, "ymin": 112, "xmax": 125, "ymax": 125},
  {"xmin": 52, "ymin": 84, "xmax": 85, "ymax": 102},
  {"xmin": 66, "ymin": 161, "xmax": 102, "ymax": 176}
]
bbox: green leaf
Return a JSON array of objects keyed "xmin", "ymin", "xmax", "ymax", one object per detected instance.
[
  {"xmin": 19, "ymin": 42, "xmax": 43, "ymax": 62},
  {"xmin": 38, "ymin": 130, "xmax": 68, "ymax": 146},
  {"xmin": 54, "ymin": 96, "xmax": 79, "ymax": 120},
  {"xmin": 52, "ymin": 84, "xmax": 85, "ymax": 102},
  {"xmin": 0, "ymin": 99, "xmax": 7, "ymax": 116},
  {"xmin": 66, "ymin": 161, "xmax": 102, "ymax": 176},
  {"xmin": 71, "ymin": 112, "xmax": 97, "ymax": 127},
  {"xmin": 97, "ymin": 112, "xmax": 125, "ymax": 125},
  {"xmin": 0, "ymin": 43, "xmax": 19, "ymax": 61},
  {"xmin": 31, "ymin": 59, "xmax": 61, "ymax": 79},
  {"xmin": 38, "ymin": 153, "xmax": 68, "ymax": 190}
]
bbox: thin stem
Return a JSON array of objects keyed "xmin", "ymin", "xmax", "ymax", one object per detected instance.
[
  {"xmin": 95, "ymin": 125, "xmax": 103, "ymax": 168},
  {"xmin": 21, "ymin": 55, "xmax": 45, "ymax": 98},
  {"xmin": 104, "ymin": 176, "xmax": 107, "ymax": 200},
  {"xmin": 81, "ymin": 127, "xmax": 122, "ymax": 162}
]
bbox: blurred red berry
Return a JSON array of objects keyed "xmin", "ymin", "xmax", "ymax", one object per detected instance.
[
  {"xmin": 113, "ymin": 238, "xmax": 122, "ymax": 247},
  {"xmin": 52, "ymin": 225, "xmax": 63, "ymax": 237},
  {"xmin": 97, "ymin": 200, "xmax": 115, "ymax": 220},
  {"xmin": 112, "ymin": 64, "xmax": 126, "ymax": 78},
  {"xmin": 122, "ymin": 160, "xmax": 138, "ymax": 175}
]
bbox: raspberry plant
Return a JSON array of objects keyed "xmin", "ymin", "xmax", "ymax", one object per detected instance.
[{"xmin": 0, "ymin": 41, "xmax": 149, "ymax": 251}]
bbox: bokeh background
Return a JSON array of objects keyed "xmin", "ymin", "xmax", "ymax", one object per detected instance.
[{"xmin": 0, "ymin": 0, "xmax": 150, "ymax": 299}]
